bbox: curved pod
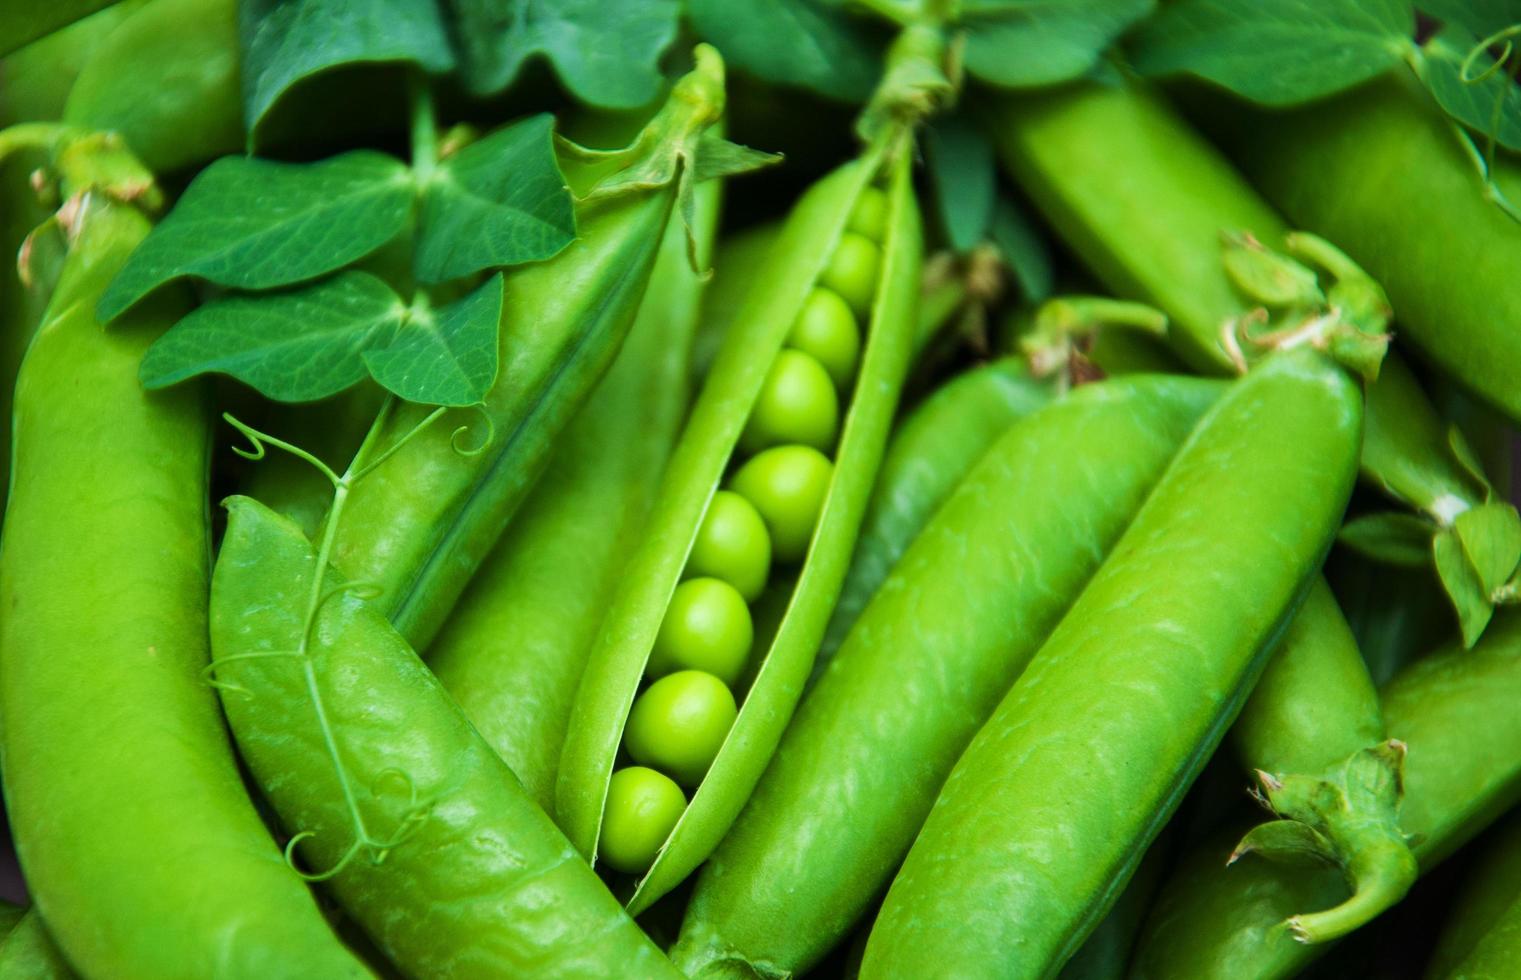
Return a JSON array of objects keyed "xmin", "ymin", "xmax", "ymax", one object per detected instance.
[{"xmin": 557, "ymin": 148, "xmax": 922, "ymax": 915}]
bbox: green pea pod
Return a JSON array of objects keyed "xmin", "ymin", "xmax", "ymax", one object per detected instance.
[
  {"xmin": 1427, "ymin": 811, "xmax": 1521, "ymax": 979},
  {"xmin": 816, "ymin": 356, "xmax": 1051, "ymax": 665},
  {"xmin": 1199, "ymin": 75, "xmax": 1521, "ymax": 427},
  {"xmin": 861, "ymin": 348, "xmax": 1362, "ymax": 979},
  {"xmin": 0, "ymin": 910, "xmax": 76, "ymax": 980},
  {"xmin": 1058, "ymin": 839, "xmax": 1170, "ymax": 980},
  {"xmin": 692, "ymin": 220, "xmax": 783, "ymax": 383},
  {"xmin": 983, "ymin": 78, "xmax": 1514, "ymax": 645},
  {"xmin": 327, "ymin": 56, "xmax": 734, "ymax": 650},
  {"xmin": 0, "ymin": 1, "xmax": 119, "ymax": 58},
  {"xmin": 673, "ymin": 375, "xmax": 1223, "ymax": 978},
  {"xmin": 557, "ymin": 147, "xmax": 922, "ymax": 915},
  {"xmin": 1328, "ymin": 552, "xmax": 1451, "ymax": 688},
  {"xmin": 62, "ymin": 0, "xmax": 242, "ymax": 174},
  {"xmin": 0, "ymin": 193, "xmax": 370, "ymax": 978},
  {"xmin": 0, "ymin": 904, "xmax": 25, "ymax": 940},
  {"xmin": 427, "ymin": 174, "xmax": 719, "ymax": 813},
  {"xmin": 1228, "ymin": 578, "xmax": 1416, "ymax": 942},
  {"xmin": 1132, "ymin": 611, "xmax": 1521, "ymax": 979},
  {"xmin": 210, "ymin": 497, "xmax": 682, "ymax": 980},
  {"xmin": 0, "ymin": 1, "xmax": 143, "ymax": 124}
]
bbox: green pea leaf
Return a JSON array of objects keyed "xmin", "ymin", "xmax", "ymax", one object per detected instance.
[
  {"xmin": 99, "ymin": 151, "xmax": 415, "ymax": 321},
  {"xmin": 989, "ymin": 196, "xmax": 1053, "ymax": 303},
  {"xmin": 364, "ymin": 273, "xmax": 502, "ymax": 406},
  {"xmin": 1434, "ymin": 525, "xmax": 1495, "ymax": 647},
  {"xmin": 925, "ymin": 113, "xmax": 996, "ymax": 253},
  {"xmin": 1231, "ymin": 818, "xmax": 1337, "ymax": 868},
  {"xmin": 961, "ymin": 0, "xmax": 1154, "ymax": 88},
  {"xmin": 1419, "ymin": 27, "xmax": 1521, "ymax": 151},
  {"xmin": 686, "ymin": 0, "xmax": 884, "ymax": 102},
  {"xmin": 140, "ymin": 271, "xmax": 406, "ymax": 402},
  {"xmin": 1454, "ymin": 501, "xmax": 1521, "ymax": 595},
  {"xmin": 414, "ymin": 115, "xmax": 574, "ymax": 284},
  {"xmin": 447, "ymin": 0, "xmax": 678, "ymax": 107},
  {"xmin": 1128, "ymin": 0, "xmax": 1416, "ymax": 105},
  {"xmin": 239, "ymin": 0, "xmax": 455, "ymax": 139},
  {"xmin": 1337, "ymin": 511, "xmax": 1435, "ymax": 567},
  {"xmin": 1416, "ymin": 0, "xmax": 1521, "ymax": 39}
]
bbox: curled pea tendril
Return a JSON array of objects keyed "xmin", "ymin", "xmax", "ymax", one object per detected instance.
[
  {"xmin": 1448, "ymin": 25, "xmax": 1521, "ymax": 224},
  {"xmin": 448, "ymin": 405, "xmax": 495, "ymax": 458},
  {"xmin": 282, "ymin": 770, "xmax": 434, "ymax": 882}
]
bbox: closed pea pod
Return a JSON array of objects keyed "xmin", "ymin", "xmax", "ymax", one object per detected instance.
[
  {"xmin": 426, "ymin": 174, "xmax": 718, "ymax": 813},
  {"xmin": 557, "ymin": 143, "xmax": 922, "ymax": 915},
  {"xmin": 210, "ymin": 497, "xmax": 682, "ymax": 980},
  {"xmin": 816, "ymin": 355, "xmax": 1051, "ymax": 666},
  {"xmin": 0, "ymin": 173, "xmax": 369, "ymax": 977},
  {"xmin": 0, "ymin": 910, "xmax": 75, "ymax": 980},
  {"xmin": 1132, "ymin": 611, "xmax": 1521, "ymax": 980},
  {"xmin": 1426, "ymin": 811, "xmax": 1521, "ymax": 979},
  {"xmin": 673, "ymin": 374, "xmax": 1223, "ymax": 978},
  {"xmin": 862, "ymin": 348, "xmax": 1363, "ymax": 979}
]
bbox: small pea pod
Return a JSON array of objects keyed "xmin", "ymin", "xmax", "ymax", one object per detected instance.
[
  {"xmin": 1131, "ymin": 611, "xmax": 1521, "ymax": 980},
  {"xmin": 210, "ymin": 497, "xmax": 682, "ymax": 980},
  {"xmin": 0, "ymin": 187, "xmax": 370, "ymax": 978},
  {"xmin": 0, "ymin": 909, "xmax": 75, "ymax": 980},
  {"xmin": 861, "ymin": 348, "xmax": 1363, "ymax": 979},
  {"xmin": 1427, "ymin": 811, "xmax": 1521, "ymax": 979},
  {"xmin": 427, "ymin": 173, "xmax": 719, "ymax": 813},
  {"xmin": 815, "ymin": 356, "xmax": 1051, "ymax": 666},
  {"xmin": 673, "ymin": 375, "xmax": 1223, "ymax": 978},
  {"xmin": 557, "ymin": 143, "xmax": 922, "ymax": 915},
  {"xmin": 984, "ymin": 77, "xmax": 1519, "ymax": 644},
  {"xmin": 62, "ymin": 0, "xmax": 242, "ymax": 174},
  {"xmin": 1228, "ymin": 578, "xmax": 1416, "ymax": 943},
  {"xmin": 329, "ymin": 52, "xmax": 732, "ymax": 651}
]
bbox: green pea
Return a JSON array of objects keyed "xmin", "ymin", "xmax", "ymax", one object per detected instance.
[
  {"xmin": 740, "ymin": 349, "xmax": 840, "ymax": 454},
  {"xmin": 648, "ymin": 578, "xmax": 754, "ymax": 686},
  {"xmin": 848, "ymin": 185, "xmax": 889, "ymax": 241},
  {"xmin": 625, "ymin": 670, "xmax": 738, "ymax": 786},
  {"xmin": 787, "ymin": 288, "xmax": 860, "ymax": 390},
  {"xmin": 600, "ymin": 767, "xmax": 688, "ymax": 875},
  {"xmin": 820, "ymin": 232, "xmax": 880, "ymax": 319},
  {"xmin": 730, "ymin": 445, "xmax": 834, "ymax": 564},
  {"xmin": 687, "ymin": 490, "xmax": 772, "ymax": 602}
]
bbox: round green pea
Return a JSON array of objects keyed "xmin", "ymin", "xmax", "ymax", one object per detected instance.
[
  {"xmin": 624, "ymin": 670, "xmax": 738, "ymax": 787},
  {"xmin": 741, "ymin": 349, "xmax": 840, "ymax": 454},
  {"xmin": 599, "ymin": 766, "xmax": 687, "ymax": 875},
  {"xmin": 688, "ymin": 491, "xmax": 771, "ymax": 601},
  {"xmin": 730, "ymin": 444, "xmax": 834, "ymax": 564},
  {"xmin": 820, "ymin": 232, "xmax": 880, "ymax": 319},
  {"xmin": 848, "ymin": 185, "xmax": 890, "ymax": 241},
  {"xmin": 788, "ymin": 288, "xmax": 861, "ymax": 390},
  {"xmin": 647, "ymin": 578, "xmax": 754, "ymax": 686}
]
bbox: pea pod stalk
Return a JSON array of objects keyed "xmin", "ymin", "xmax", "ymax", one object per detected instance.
[{"xmin": 861, "ymin": 347, "xmax": 1364, "ymax": 978}]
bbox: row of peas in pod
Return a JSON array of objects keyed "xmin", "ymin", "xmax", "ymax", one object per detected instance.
[{"xmin": 599, "ymin": 184, "xmax": 890, "ymax": 875}]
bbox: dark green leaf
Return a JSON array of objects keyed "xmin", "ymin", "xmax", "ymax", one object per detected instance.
[
  {"xmin": 962, "ymin": 0, "xmax": 1154, "ymax": 88},
  {"xmin": 140, "ymin": 271, "xmax": 405, "ymax": 402},
  {"xmin": 926, "ymin": 113, "xmax": 996, "ymax": 252},
  {"xmin": 239, "ymin": 0, "xmax": 454, "ymax": 138},
  {"xmin": 1416, "ymin": 0, "xmax": 1521, "ymax": 38},
  {"xmin": 447, "ymin": 0, "xmax": 678, "ymax": 107},
  {"xmin": 1420, "ymin": 27, "xmax": 1521, "ymax": 151},
  {"xmin": 687, "ymin": 0, "xmax": 883, "ymax": 102},
  {"xmin": 1434, "ymin": 526, "xmax": 1495, "ymax": 646},
  {"xmin": 99, "ymin": 151, "xmax": 414, "ymax": 320},
  {"xmin": 414, "ymin": 115, "xmax": 575, "ymax": 284},
  {"xmin": 1128, "ymin": 0, "xmax": 1415, "ymax": 105},
  {"xmin": 989, "ymin": 196, "xmax": 1053, "ymax": 302},
  {"xmin": 1338, "ymin": 511, "xmax": 1435, "ymax": 567},
  {"xmin": 364, "ymin": 273, "xmax": 503, "ymax": 405}
]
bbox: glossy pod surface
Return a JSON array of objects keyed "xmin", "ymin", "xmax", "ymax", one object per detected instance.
[
  {"xmin": 673, "ymin": 375, "xmax": 1224, "ymax": 978},
  {"xmin": 331, "ymin": 179, "xmax": 674, "ymax": 649},
  {"xmin": 0, "ymin": 199, "xmax": 369, "ymax": 979},
  {"xmin": 861, "ymin": 349, "xmax": 1362, "ymax": 979},
  {"xmin": 1426, "ymin": 812, "xmax": 1521, "ymax": 978},
  {"xmin": 557, "ymin": 152, "xmax": 921, "ymax": 915},
  {"xmin": 428, "ymin": 179, "xmax": 718, "ymax": 813},
  {"xmin": 1207, "ymin": 75, "xmax": 1521, "ymax": 426},
  {"xmin": 816, "ymin": 356, "xmax": 1051, "ymax": 665},
  {"xmin": 211, "ymin": 498, "xmax": 682, "ymax": 980},
  {"xmin": 1132, "ymin": 613, "xmax": 1521, "ymax": 979}
]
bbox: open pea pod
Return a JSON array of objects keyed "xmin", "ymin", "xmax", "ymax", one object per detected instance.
[{"xmin": 556, "ymin": 144, "xmax": 922, "ymax": 915}]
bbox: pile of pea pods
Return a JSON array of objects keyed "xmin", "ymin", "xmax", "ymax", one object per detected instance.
[{"xmin": 5, "ymin": 1, "xmax": 1521, "ymax": 978}]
